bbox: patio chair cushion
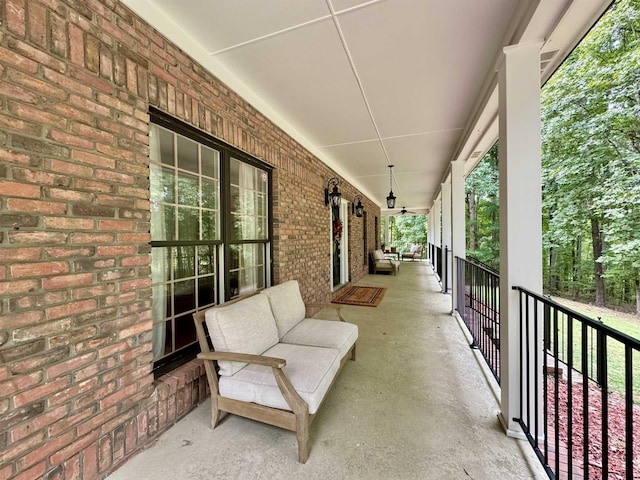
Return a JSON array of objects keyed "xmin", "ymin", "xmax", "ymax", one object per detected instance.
[
  {"xmin": 218, "ymin": 342, "xmax": 341, "ymax": 414},
  {"xmin": 371, "ymin": 249, "xmax": 400, "ymax": 274},
  {"xmin": 281, "ymin": 318, "xmax": 358, "ymax": 359},
  {"xmin": 260, "ymin": 280, "xmax": 306, "ymax": 338},
  {"xmin": 205, "ymin": 294, "xmax": 279, "ymax": 376},
  {"xmin": 372, "ymin": 249, "xmax": 385, "ymax": 261}
]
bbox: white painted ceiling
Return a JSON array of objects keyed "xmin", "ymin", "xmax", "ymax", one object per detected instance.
[{"xmin": 122, "ymin": 0, "xmax": 613, "ymax": 215}]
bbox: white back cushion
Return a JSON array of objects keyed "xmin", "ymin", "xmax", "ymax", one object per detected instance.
[
  {"xmin": 205, "ymin": 294, "xmax": 279, "ymax": 376},
  {"xmin": 373, "ymin": 250, "xmax": 385, "ymax": 260},
  {"xmin": 260, "ymin": 280, "xmax": 306, "ymax": 338}
]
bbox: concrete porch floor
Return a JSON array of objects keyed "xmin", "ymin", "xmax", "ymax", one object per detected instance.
[{"xmin": 107, "ymin": 261, "xmax": 546, "ymax": 480}]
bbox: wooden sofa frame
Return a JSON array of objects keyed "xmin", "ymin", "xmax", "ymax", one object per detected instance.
[{"xmin": 193, "ymin": 295, "xmax": 356, "ymax": 463}]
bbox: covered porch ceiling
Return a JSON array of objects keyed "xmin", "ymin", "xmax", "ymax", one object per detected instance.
[{"xmin": 122, "ymin": 0, "xmax": 612, "ymax": 215}]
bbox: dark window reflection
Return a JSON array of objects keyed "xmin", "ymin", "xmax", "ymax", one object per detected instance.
[
  {"xmin": 174, "ymin": 314, "xmax": 196, "ymax": 350},
  {"xmin": 198, "ymin": 276, "xmax": 215, "ymax": 307},
  {"xmin": 174, "ymin": 280, "xmax": 195, "ymax": 315}
]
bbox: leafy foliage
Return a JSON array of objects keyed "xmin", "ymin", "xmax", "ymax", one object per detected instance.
[
  {"xmin": 465, "ymin": 144, "xmax": 499, "ymax": 269},
  {"xmin": 541, "ymin": 0, "xmax": 640, "ymax": 311},
  {"xmin": 466, "ymin": 0, "xmax": 640, "ymax": 313}
]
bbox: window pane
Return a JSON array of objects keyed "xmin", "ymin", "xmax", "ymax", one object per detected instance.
[
  {"xmin": 198, "ymin": 276, "xmax": 215, "ymax": 307},
  {"xmin": 177, "ymin": 207, "xmax": 198, "ymax": 241},
  {"xmin": 174, "ymin": 314, "xmax": 196, "ymax": 350},
  {"xmin": 151, "ymin": 248, "xmax": 171, "ymax": 283},
  {"xmin": 150, "ymin": 164, "xmax": 175, "ymax": 204},
  {"xmin": 201, "ymin": 210, "xmax": 217, "ymax": 240},
  {"xmin": 174, "ymin": 280, "xmax": 195, "ymax": 315},
  {"xmin": 229, "ymin": 159, "xmax": 268, "ymax": 241},
  {"xmin": 173, "ymin": 246, "xmax": 195, "ymax": 280},
  {"xmin": 178, "ymin": 173, "xmax": 199, "ymax": 207},
  {"xmin": 201, "ymin": 178, "xmax": 218, "ymax": 210},
  {"xmin": 201, "ymin": 146, "xmax": 219, "ymax": 179},
  {"xmin": 198, "ymin": 245, "xmax": 216, "ymax": 275},
  {"xmin": 230, "ymin": 158, "xmax": 240, "ymax": 186},
  {"xmin": 258, "ymin": 170, "xmax": 268, "ymax": 193},
  {"xmin": 150, "ymin": 204, "xmax": 175, "ymax": 241},
  {"xmin": 177, "ymin": 135, "xmax": 198, "ymax": 173},
  {"xmin": 158, "ymin": 127, "xmax": 174, "ymax": 166},
  {"xmin": 228, "ymin": 244, "xmax": 266, "ymax": 299}
]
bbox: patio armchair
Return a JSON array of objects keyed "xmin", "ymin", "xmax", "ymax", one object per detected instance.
[
  {"xmin": 371, "ymin": 249, "xmax": 400, "ymax": 275},
  {"xmin": 402, "ymin": 245, "xmax": 423, "ymax": 261}
]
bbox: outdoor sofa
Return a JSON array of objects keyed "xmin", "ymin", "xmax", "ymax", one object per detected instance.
[{"xmin": 193, "ymin": 280, "xmax": 358, "ymax": 463}]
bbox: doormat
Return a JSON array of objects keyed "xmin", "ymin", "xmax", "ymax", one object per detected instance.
[{"xmin": 332, "ymin": 286, "xmax": 386, "ymax": 307}]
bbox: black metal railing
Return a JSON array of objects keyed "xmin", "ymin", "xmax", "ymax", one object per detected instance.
[
  {"xmin": 513, "ymin": 286, "xmax": 640, "ymax": 480},
  {"xmin": 455, "ymin": 257, "xmax": 500, "ymax": 383},
  {"xmin": 442, "ymin": 246, "xmax": 449, "ymax": 293},
  {"xmin": 432, "ymin": 244, "xmax": 442, "ymax": 279}
]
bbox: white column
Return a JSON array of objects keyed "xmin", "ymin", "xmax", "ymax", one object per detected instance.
[
  {"xmin": 433, "ymin": 197, "xmax": 441, "ymax": 249},
  {"xmin": 498, "ymin": 43, "xmax": 543, "ymax": 436},
  {"xmin": 451, "ymin": 161, "xmax": 465, "ymax": 311},
  {"xmin": 429, "ymin": 208, "xmax": 435, "ymax": 259},
  {"xmin": 441, "ymin": 181, "xmax": 452, "ymax": 293}
]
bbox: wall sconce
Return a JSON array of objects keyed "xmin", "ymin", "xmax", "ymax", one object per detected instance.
[
  {"xmin": 352, "ymin": 195, "xmax": 364, "ymax": 217},
  {"xmin": 324, "ymin": 177, "xmax": 342, "ymax": 208},
  {"xmin": 386, "ymin": 164, "xmax": 396, "ymax": 209}
]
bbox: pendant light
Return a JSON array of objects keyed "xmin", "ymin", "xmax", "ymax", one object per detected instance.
[{"xmin": 386, "ymin": 165, "xmax": 396, "ymax": 209}]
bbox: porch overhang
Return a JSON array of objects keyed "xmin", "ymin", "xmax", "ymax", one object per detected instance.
[{"xmin": 122, "ymin": 0, "xmax": 612, "ymax": 213}]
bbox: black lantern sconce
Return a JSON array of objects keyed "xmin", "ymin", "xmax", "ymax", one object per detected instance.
[
  {"xmin": 324, "ymin": 177, "xmax": 342, "ymax": 208},
  {"xmin": 386, "ymin": 165, "xmax": 396, "ymax": 209},
  {"xmin": 352, "ymin": 195, "xmax": 364, "ymax": 217}
]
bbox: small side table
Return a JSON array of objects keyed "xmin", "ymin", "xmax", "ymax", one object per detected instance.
[{"xmin": 383, "ymin": 250, "xmax": 400, "ymax": 261}]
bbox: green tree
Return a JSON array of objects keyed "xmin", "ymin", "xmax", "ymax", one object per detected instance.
[
  {"xmin": 465, "ymin": 144, "xmax": 499, "ymax": 269},
  {"xmin": 541, "ymin": 0, "xmax": 640, "ymax": 311},
  {"xmin": 394, "ymin": 215, "xmax": 427, "ymax": 252}
]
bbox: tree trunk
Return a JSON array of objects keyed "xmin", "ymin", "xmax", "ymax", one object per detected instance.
[
  {"xmin": 636, "ymin": 276, "xmax": 640, "ymax": 317},
  {"xmin": 467, "ymin": 191, "xmax": 477, "ymax": 251},
  {"xmin": 572, "ymin": 237, "xmax": 582, "ymax": 299},
  {"xmin": 549, "ymin": 246, "xmax": 559, "ymax": 292},
  {"xmin": 489, "ymin": 193, "xmax": 498, "ymax": 245},
  {"xmin": 591, "ymin": 217, "xmax": 606, "ymax": 307}
]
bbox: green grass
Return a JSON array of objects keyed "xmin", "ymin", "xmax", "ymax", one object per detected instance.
[{"xmin": 551, "ymin": 303, "xmax": 640, "ymax": 399}]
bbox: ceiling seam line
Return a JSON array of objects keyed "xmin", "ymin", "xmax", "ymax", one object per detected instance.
[
  {"xmin": 333, "ymin": 0, "xmax": 387, "ymax": 17},
  {"xmin": 317, "ymin": 127, "xmax": 467, "ymax": 148},
  {"xmin": 208, "ymin": 15, "xmax": 332, "ymax": 56},
  {"xmin": 324, "ymin": 0, "xmax": 391, "ymax": 168}
]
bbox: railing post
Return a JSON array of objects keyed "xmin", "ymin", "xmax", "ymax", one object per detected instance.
[
  {"xmin": 595, "ymin": 317, "xmax": 605, "ymax": 386},
  {"xmin": 442, "ymin": 246, "xmax": 449, "ymax": 293}
]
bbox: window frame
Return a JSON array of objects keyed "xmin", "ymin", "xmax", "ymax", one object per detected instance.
[{"xmin": 149, "ymin": 108, "xmax": 273, "ymax": 376}]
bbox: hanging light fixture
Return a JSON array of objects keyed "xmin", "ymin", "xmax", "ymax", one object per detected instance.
[
  {"xmin": 352, "ymin": 195, "xmax": 364, "ymax": 217},
  {"xmin": 324, "ymin": 177, "xmax": 342, "ymax": 208},
  {"xmin": 386, "ymin": 165, "xmax": 396, "ymax": 209}
]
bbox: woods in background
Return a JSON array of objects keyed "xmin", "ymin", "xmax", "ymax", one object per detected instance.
[{"xmin": 466, "ymin": 0, "xmax": 640, "ymax": 314}]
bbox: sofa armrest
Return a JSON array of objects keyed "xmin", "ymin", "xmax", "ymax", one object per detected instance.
[
  {"xmin": 198, "ymin": 351, "xmax": 308, "ymax": 420},
  {"xmin": 305, "ymin": 303, "xmax": 346, "ymax": 322},
  {"xmin": 198, "ymin": 351, "xmax": 286, "ymax": 369}
]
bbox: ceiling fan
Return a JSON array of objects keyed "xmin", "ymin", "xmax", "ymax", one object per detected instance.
[{"xmin": 396, "ymin": 206, "xmax": 417, "ymax": 215}]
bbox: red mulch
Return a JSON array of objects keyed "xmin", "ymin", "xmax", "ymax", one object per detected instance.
[{"xmin": 547, "ymin": 376, "xmax": 640, "ymax": 479}]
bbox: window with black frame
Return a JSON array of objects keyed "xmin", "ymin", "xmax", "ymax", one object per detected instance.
[{"xmin": 149, "ymin": 112, "xmax": 272, "ymax": 375}]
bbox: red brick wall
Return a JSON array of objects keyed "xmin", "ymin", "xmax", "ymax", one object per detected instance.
[{"xmin": 0, "ymin": 0, "xmax": 380, "ymax": 478}]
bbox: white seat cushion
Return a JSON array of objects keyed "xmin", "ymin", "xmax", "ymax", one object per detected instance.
[
  {"xmin": 205, "ymin": 295, "xmax": 279, "ymax": 376},
  {"xmin": 260, "ymin": 280, "xmax": 306, "ymax": 338},
  {"xmin": 219, "ymin": 343, "xmax": 341, "ymax": 414},
  {"xmin": 281, "ymin": 319, "xmax": 358, "ymax": 359}
]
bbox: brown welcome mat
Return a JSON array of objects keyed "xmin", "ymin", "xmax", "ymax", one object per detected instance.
[{"xmin": 332, "ymin": 286, "xmax": 386, "ymax": 307}]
